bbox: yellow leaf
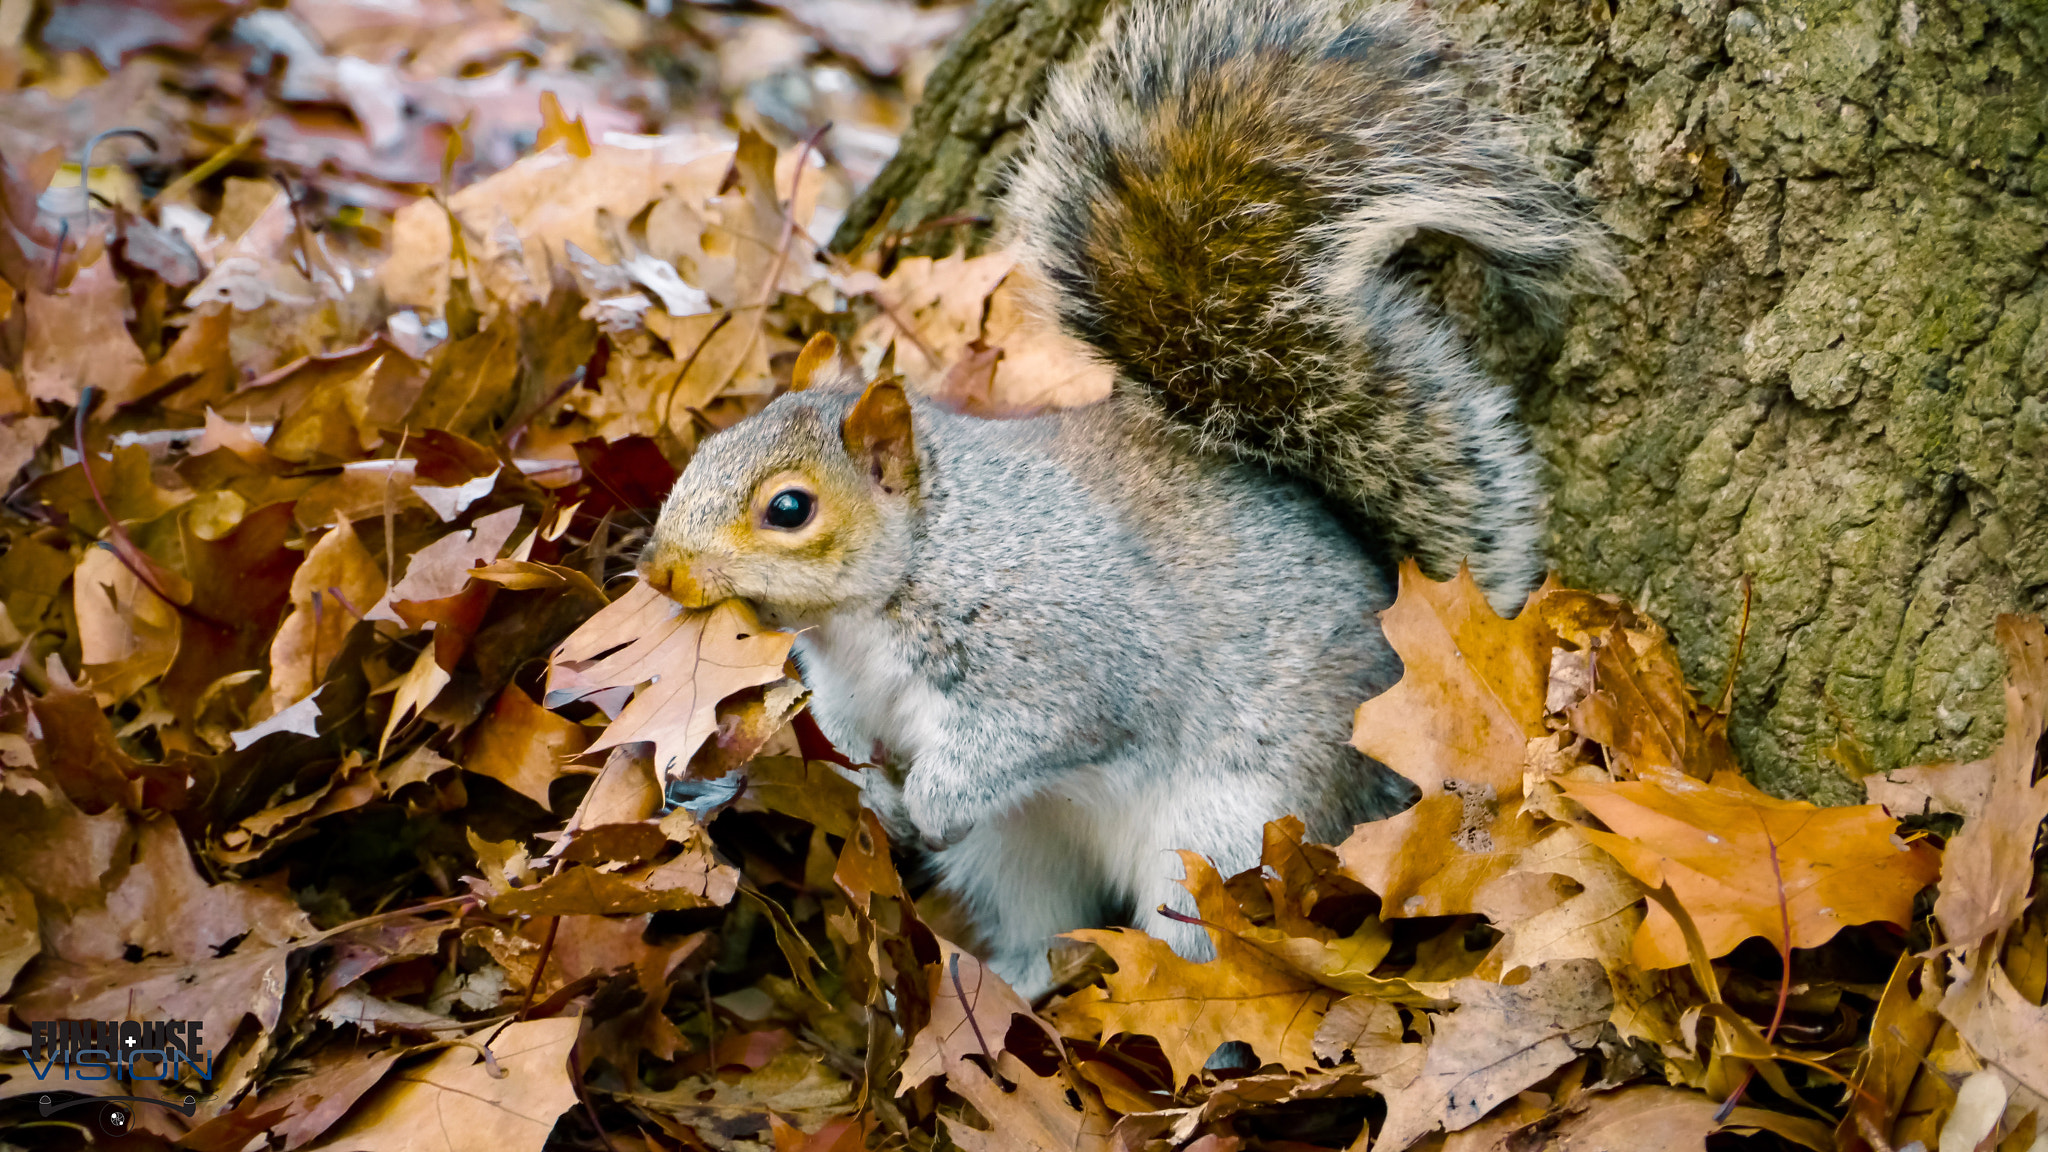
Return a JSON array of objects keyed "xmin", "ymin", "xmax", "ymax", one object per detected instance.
[{"xmin": 1065, "ymin": 853, "xmax": 1334, "ymax": 1084}]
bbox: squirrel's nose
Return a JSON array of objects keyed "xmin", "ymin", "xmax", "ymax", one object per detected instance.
[{"xmin": 639, "ymin": 556, "xmax": 717, "ymax": 609}]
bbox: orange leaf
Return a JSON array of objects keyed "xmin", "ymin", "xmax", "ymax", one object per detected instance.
[
  {"xmin": 1065, "ymin": 854, "xmax": 1334, "ymax": 1084},
  {"xmin": 1338, "ymin": 561, "xmax": 1554, "ymax": 918},
  {"xmin": 1560, "ymin": 767, "xmax": 1941, "ymax": 969}
]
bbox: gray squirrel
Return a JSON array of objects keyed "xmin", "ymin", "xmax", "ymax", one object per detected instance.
[{"xmin": 640, "ymin": 0, "xmax": 1608, "ymax": 996}]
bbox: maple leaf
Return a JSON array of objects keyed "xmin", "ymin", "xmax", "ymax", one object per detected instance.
[
  {"xmin": 1339, "ymin": 562, "xmax": 1554, "ymax": 919},
  {"xmin": 545, "ymin": 582, "xmax": 795, "ymax": 783},
  {"xmin": 1560, "ymin": 766, "xmax": 1941, "ymax": 968}
]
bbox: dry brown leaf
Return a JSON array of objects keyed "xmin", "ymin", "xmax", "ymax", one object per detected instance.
[
  {"xmin": 306, "ymin": 1017, "xmax": 581, "ymax": 1152},
  {"xmin": 20, "ymin": 254, "xmax": 149, "ymax": 406},
  {"xmin": 74, "ymin": 540, "xmax": 180, "ymax": 704},
  {"xmin": 899, "ymin": 936, "xmax": 1057, "ymax": 1088},
  {"xmin": 1310, "ymin": 994, "xmax": 1413, "ymax": 1070},
  {"xmin": 263, "ymin": 516, "xmax": 387, "ymax": 719},
  {"xmin": 1488, "ymin": 1085, "xmax": 1833, "ymax": 1152},
  {"xmin": 546, "ymin": 583, "xmax": 795, "ymax": 782},
  {"xmin": 1339, "ymin": 563, "xmax": 1553, "ymax": 919},
  {"xmin": 1540, "ymin": 590, "xmax": 1739, "ymax": 782},
  {"xmin": 738, "ymin": 756, "xmax": 861, "ymax": 839},
  {"xmin": 1561, "ymin": 766, "xmax": 1941, "ymax": 969},
  {"xmin": 463, "ymin": 683, "xmax": 592, "ymax": 808},
  {"xmin": 1475, "ymin": 824, "xmax": 1644, "ymax": 979},
  {"xmin": 1932, "ymin": 616, "xmax": 2048, "ymax": 952},
  {"xmin": 1373, "ymin": 959, "xmax": 1612, "ymax": 1151},
  {"xmin": 0, "ymin": 873, "xmax": 38, "ymax": 996},
  {"xmin": 1939, "ymin": 959, "xmax": 2048, "ymax": 1104},
  {"xmin": 1065, "ymin": 853, "xmax": 1335, "ymax": 1084},
  {"xmin": 942, "ymin": 1051, "xmax": 1114, "ymax": 1152}
]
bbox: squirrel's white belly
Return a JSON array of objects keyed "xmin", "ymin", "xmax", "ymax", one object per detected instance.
[{"xmin": 792, "ymin": 611, "xmax": 948, "ymax": 766}]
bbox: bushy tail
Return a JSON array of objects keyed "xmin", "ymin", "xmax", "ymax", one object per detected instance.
[{"xmin": 1003, "ymin": 0, "xmax": 1611, "ymax": 609}]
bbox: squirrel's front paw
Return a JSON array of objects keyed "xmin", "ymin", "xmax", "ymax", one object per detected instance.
[{"xmin": 903, "ymin": 773, "xmax": 979, "ymax": 850}]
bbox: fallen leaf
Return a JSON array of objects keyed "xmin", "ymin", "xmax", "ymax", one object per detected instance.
[
  {"xmin": 899, "ymin": 937, "xmax": 1056, "ymax": 1088},
  {"xmin": 307, "ymin": 1017, "xmax": 581, "ymax": 1152},
  {"xmin": 1339, "ymin": 563, "xmax": 1553, "ymax": 919},
  {"xmin": 463, "ymin": 683, "xmax": 591, "ymax": 808},
  {"xmin": 1932, "ymin": 616, "xmax": 2048, "ymax": 951},
  {"xmin": 545, "ymin": 584, "xmax": 795, "ymax": 782},
  {"xmin": 1561, "ymin": 766, "xmax": 1941, "ymax": 969},
  {"xmin": 1374, "ymin": 959, "xmax": 1612, "ymax": 1151},
  {"xmin": 941, "ymin": 1051, "xmax": 1114, "ymax": 1152},
  {"xmin": 1939, "ymin": 959, "xmax": 2048, "ymax": 1103},
  {"xmin": 1065, "ymin": 854, "xmax": 1336, "ymax": 1084},
  {"xmin": 264, "ymin": 517, "xmax": 388, "ymax": 716}
]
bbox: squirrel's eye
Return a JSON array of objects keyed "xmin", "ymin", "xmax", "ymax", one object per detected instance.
[{"xmin": 763, "ymin": 488, "xmax": 815, "ymax": 530}]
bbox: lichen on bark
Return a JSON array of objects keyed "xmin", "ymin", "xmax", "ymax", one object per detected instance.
[{"xmin": 838, "ymin": 0, "xmax": 2048, "ymax": 803}]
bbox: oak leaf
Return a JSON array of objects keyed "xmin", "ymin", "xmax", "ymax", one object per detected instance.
[
  {"xmin": 1560, "ymin": 767, "xmax": 1941, "ymax": 969},
  {"xmin": 307, "ymin": 1017, "xmax": 581, "ymax": 1152},
  {"xmin": 942, "ymin": 1052, "xmax": 1114, "ymax": 1152},
  {"xmin": 1339, "ymin": 563, "xmax": 1553, "ymax": 919},
  {"xmin": 546, "ymin": 583, "xmax": 795, "ymax": 782},
  {"xmin": 1065, "ymin": 853, "xmax": 1335, "ymax": 1083}
]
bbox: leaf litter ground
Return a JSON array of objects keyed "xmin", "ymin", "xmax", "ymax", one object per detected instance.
[{"xmin": 1, "ymin": 3, "xmax": 2046, "ymax": 1151}]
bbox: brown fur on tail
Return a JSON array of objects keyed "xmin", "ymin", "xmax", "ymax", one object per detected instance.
[{"xmin": 1003, "ymin": 0, "xmax": 1611, "ymax": 608}]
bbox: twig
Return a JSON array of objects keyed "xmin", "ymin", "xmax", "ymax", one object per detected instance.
[
  {"xmin": 949, "ymin": 951, "xmax": 996, "ymax": 1068},
  {"xmin": 1715, "ymin": 574, "xmax": 1754, "ymax": 717},
  {"xmin": 517, "ymin": 915, "xmax": 562, "ymax": 1020},
  {"xmin": 77, "ymin": 128, "xmax": 156, "ymax": 245}
]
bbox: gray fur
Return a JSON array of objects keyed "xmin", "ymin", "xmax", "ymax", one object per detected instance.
[
  {"xmin": 655, "ymin": 389, "xmax": 1407, "ymax": 993},
  {"xmin": 645, "ymin": 0, "xmax": 1605, "ymax": 995}
]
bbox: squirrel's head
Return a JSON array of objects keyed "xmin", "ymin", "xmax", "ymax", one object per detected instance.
[{"xmin": 639, "ymin": 377, "xmax": 920, "ymax": 625}]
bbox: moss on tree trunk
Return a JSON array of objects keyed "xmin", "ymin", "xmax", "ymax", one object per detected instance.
[{"xmin": 836, "ymin": 0, "xmax": 2048, "ymax": 804}]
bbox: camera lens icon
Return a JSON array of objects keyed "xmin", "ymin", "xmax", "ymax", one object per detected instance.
[{"xmin": 98, "ymin": 1101, "xmax": 132, "ymax": 1137}]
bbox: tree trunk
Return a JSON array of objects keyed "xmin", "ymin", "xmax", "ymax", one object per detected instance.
[{"xmin": 834, "ymin": 0, "xmax": 2048, "ymax": 804}]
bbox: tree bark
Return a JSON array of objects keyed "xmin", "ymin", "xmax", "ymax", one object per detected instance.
[{"xmin": 836, "ymin": 0, "xmax": 2048, "ymax": 804}]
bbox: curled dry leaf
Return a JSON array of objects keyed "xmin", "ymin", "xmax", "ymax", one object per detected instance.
[
  {"xmin": 1931, "ymin": 615, "xmax": 2048, "ymax": 952},
  {"xmin": 1373, "ymin": 959, "xmax": 1613, "ymax": 1152},
  {"xmin": 1560, "ymin": 766, "xmax": 1941, "ymax": 969}
]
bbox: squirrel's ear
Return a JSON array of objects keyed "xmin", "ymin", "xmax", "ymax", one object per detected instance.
[
  {"xmin": 842, "ymin": 379, "xmax": 917, "ymax": 496},
  {"xmin": 789, "ymin": 332, "xmax": 839, "ymax": 392}
]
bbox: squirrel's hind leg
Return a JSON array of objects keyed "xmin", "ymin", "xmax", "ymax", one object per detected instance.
[
  {"xmin": 1119, "ymin": 772, "xmax": 1288, "ymax": 965},
  {"xmin": 932, "ymin": 788, "xmax": 1123, "ymax": 1000}
]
